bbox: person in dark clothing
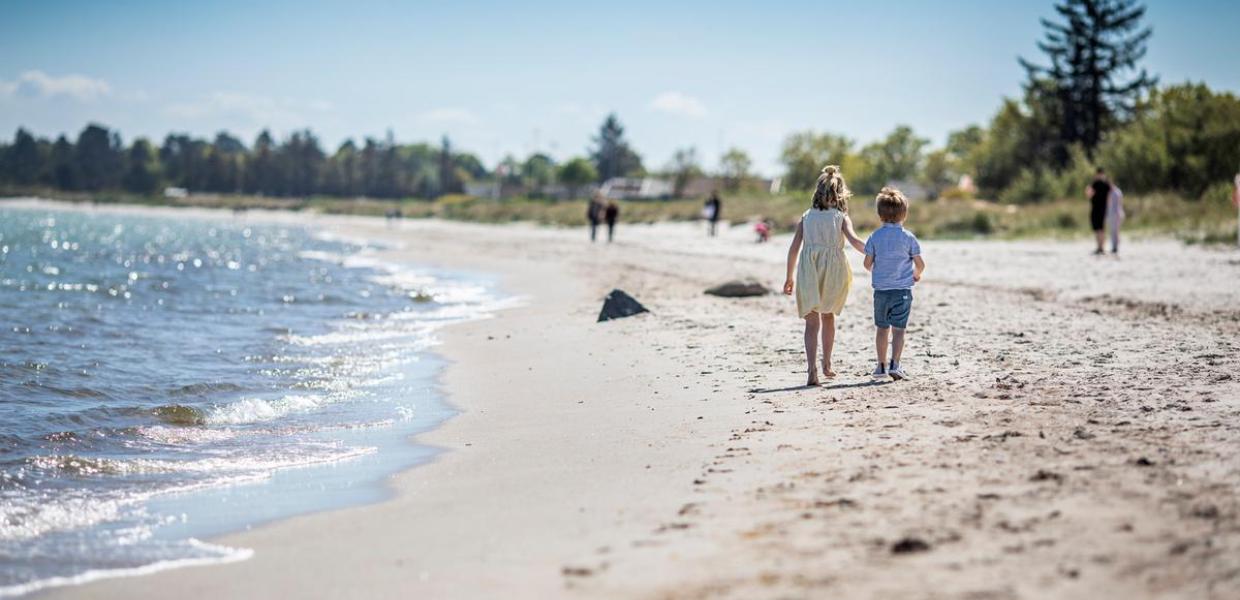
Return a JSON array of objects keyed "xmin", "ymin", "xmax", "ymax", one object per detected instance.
[
  {"xmin": 604, "ymin": 200, "xmax": 619, "ymax": 243},
  {"xmin": 704, "ymin": 191, "xmax": 722, "ymax": 237},
  {"xmin": 1085, "ymin": 168, "xmax": 1112, "ymax": 255},
  {"xmin": 587, "ymin": 192, "xmax": 605, "ymax": 242}
]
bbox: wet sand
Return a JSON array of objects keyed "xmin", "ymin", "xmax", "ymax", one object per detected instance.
[{"xmin": 32, "ymin": 204, "xmax": 1240, "ymax": 599}]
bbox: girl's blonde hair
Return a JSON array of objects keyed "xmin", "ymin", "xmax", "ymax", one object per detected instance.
[{"xmin": 811, "ymin": 165, "xmax": 852, "ymax": 212}]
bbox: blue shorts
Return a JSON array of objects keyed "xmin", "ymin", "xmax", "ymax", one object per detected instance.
[{"xmin": 874, "ymin": 289, "xmax": 913, "ymax": 329}]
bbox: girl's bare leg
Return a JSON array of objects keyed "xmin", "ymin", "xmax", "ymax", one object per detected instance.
[
  {"xmin": 803, "ymin": 312, "xmax": 821, "ymax": 386},
  {"xmin": 819, "ymin": 313, "xmax": 837, "ymax": 377}
]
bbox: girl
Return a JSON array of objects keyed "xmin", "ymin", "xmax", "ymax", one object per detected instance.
[{"xmin": 783, "ymin": 165, "xmax": 867, "ymax": 385}]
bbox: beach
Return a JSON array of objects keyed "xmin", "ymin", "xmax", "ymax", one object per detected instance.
[{"xmin": 26, "ymin": 202, "xmax": 1240, "ymax": 599}]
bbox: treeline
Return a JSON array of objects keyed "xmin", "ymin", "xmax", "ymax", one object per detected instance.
[
  {"xmin": 0, "ymin": 110, "xmax": 667, "ymax": 200},
  {"xmin": 779, "ymin": 0, "xmax": 1240, "ymax": 204},
  {"xmin": 0, "ymin": 125, "xmax": 493, "ymax": 199}
]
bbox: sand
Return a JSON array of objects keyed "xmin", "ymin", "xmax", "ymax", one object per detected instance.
[{"xmin": 23, "ymin": 202, "xmax": 1240, "ymax": 600}]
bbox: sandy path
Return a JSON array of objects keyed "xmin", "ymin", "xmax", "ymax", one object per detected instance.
[{"xmin": 17, "ymin": 201, "xmax": 1238, "ymax": 600}]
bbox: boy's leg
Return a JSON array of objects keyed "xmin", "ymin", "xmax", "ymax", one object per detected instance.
[
  {"xmin": 875, "ymin": 327, "xmax": 889, "ymax": 366},
  {"xmin": 820, "ymin": 313, "xmax": 836, "ymax": 374},
  {"xmin": 891, "ymin": 327, "xmax": 906, "ymax": 364}
]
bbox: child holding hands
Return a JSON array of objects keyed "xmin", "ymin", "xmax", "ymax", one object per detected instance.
[{"xmin": 783, "ymin": 166, "xmax": 867, "ymax": 385}]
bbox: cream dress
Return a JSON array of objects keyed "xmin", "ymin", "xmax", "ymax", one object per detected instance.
[{"xmin": 795, "ymin": 208, "xmax": 852, "ymax": 318}]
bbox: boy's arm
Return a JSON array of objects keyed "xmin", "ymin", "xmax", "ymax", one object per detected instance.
[
  {"xmin": 912, "ymin": 255, "xmax": 925, "ymax": 281},
  {"xmin": 863, "ymin": 254, "xmax": 875, "ymax": 272},
  {"xmin": 783, "ymin": 221, "xmax": 804, "ymax": 295}
]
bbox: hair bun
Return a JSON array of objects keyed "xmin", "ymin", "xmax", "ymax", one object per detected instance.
[{"xmin": 821, "ymin": 165, "xmax": 839, "ymax": 177}]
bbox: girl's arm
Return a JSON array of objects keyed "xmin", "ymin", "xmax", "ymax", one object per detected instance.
[
  {"xmin": 841, "ymin": 215, "xmax": 866, "ymax": 253},
  {"xmin": 783, "ymin": 220, "xmax": 804, "ymax": 295}
]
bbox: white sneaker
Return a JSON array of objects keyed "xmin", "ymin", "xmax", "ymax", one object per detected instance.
[
  {"xmin": 889, "ymin": 362, "xmax": 908, "ymax": 381},
  {"xmin": 871, "ymin": 363, "xmax": 888, "ymax": 381}
]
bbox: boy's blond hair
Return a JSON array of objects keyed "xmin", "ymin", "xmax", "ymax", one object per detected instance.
[
  {"xmin": 811, "ymin": 165, "xmax": 852, "ymax": 213},
  {"xmin": 876, "ymin": 187, "xmax": 909, "ymax": 223}
]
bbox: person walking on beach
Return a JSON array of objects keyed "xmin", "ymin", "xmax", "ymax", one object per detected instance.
[
  {"xmin": 863, "ymin": 187, "xmax": 925, "ymax": 381},
  {"xmin": 587, "ymin": 192, "xmax": 605, "ymax": 242},
  {"xmin": 1107, "ymin": 180, "xmax": 1125, "ymax": 255},
  {"xmin": 604, "ymin": 199, "xmax": 619, "ymax": 243},
  {"xmin": 1086, "ymin": 168, "xmax": 1113, "ymax": 255},
  {"xmin": 704, "ymin": 191, "xmax": 722, "ymax": 237},
  {"xmin": 783, "ymin": 166, "xmax": 867, "ymax": 386}
]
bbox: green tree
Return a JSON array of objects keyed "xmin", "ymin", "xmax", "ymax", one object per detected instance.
[
  {"xmin": 667, "ymin": 147, "xmax": 702, "ymax": 197},
  {"xmin": 160, "ymin": 133, "xmax": 210, "ymax": 191},
  {"xmin": 521, "ymin": 153, "xmax": 557, "ymax": 192},
  {"xmin": 123, "ymin": 138, "xmax": 162, "ymax": 194},
  {"xmin": 1020, "ymin": 0, "xmax": 1156, "ymax": 157},
  {"xmin": 75, "ymin": 124, "xmax": 124, "ymax": 191},
  {"xmin": 5, "ymin": 129, "xmax": 43, "ymax": 185},
  {"xmin": 557, "ymin": 157, "xmax": 597, "ymax": 199},
  {"xmin": 589, "ymin": 113, "xmax": 643, "ymax": 182},
  {"xmin": 246, "ymin": 130, "xmax": 281, "ymax": 195},
  {"xmin": 206, "ymin": 132, "xmax": 245, "ymax": 193},
  {"xmin": 47, "ymin": 135, "xmax": 76, "ymax": 190},
  {"xmin": 858, "ymin": 125, "xmax": 928, "ymax": 191},
  {"xmin": 718, "ymin": 147, "xmax": 752, "ymax": 191},
  {"xmin": 779, "ymin": 131, "xmax": 857, "ymax": 191},
  {"xmin": 1099, "ymin": 83, "xmax": 1240, "ymax": 197}
]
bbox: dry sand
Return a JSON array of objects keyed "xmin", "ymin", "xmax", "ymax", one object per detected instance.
[{"xmin": 28, "ymin": 203, "xmax": 1240, "ymax": 600}]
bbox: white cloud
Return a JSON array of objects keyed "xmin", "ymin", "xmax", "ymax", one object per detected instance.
[
  {"xmin": 163, "ymin": 91, "xmax": 332, "ymax": 130},
  {"xmin": 0, "ymin": 70, "xmax": 111, "ymax": 101},
  {"xmin": 416, "ymin": 107, "xmax": 480, "ymax": 126},
  {"xmin": 649, "ymin": 91, "xmax": 707, "ymax": 118}
]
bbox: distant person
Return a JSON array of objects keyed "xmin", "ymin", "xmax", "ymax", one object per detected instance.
[
  {"xmin": 1107, "ymin": 181, "xmax": 1125, "ymax": 254},
  {"xmin": 783, "ymin": 165, "xmax": 867, "ymax": 386},
  {"xmin": 1085, "ymin": 168, "xmax": 1113, "ymax": 255},
  {"xmin": 587, "ymin": 192, "xmax": 605, "ymax": 242},
  {"xmin": 863, "ymin": 187, "xmax": 925, "ymax": 382},
  {"xmin": 604, "ymin": 199, "xmax": 619, "ymax": 242},
  {"xmin": 754, "ymin": 217, "xmax": 772, "ymax": 243},
  {"xmin": 704, "ymin": 192, "xmax": 722, "ymax": 237}
]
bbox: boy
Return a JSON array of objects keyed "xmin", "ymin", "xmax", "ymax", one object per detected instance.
[{"xmin": 863, "ymin": 187, "xmax": 925, "ymax": 381}]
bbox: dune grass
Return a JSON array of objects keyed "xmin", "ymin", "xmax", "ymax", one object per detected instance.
[{"xmin": 5, "ymin": 185, "xmax": 1236, "ymax": 244}]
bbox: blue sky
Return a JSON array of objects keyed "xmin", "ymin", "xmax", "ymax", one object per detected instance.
[{"xmin": 2, "ymin": 0, "xmax": 1237, "ymax": 175}]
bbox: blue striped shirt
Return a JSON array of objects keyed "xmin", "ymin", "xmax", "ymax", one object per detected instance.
[{"xmin": 864, "ymin": 223, "xmax": 921, "ymax": 290}]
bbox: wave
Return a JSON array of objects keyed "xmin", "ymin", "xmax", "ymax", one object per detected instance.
[
  {"xmin": 0, "ymin": 539, "xmax": 253, "ymax": 598},
  {"xmin": 203, "ymin": 394, "xmax": 323, "ymax": 425}
]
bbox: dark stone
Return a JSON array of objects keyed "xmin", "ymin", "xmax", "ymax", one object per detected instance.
[
  {"xmin": 704, "ymin": 280, "xmax": 772, "ymax": 297},
  {"xmin": 597, "ymin": 289, "xmax": 649, "ymax": 322},
  {"xmin": 891, "ymin": 537, "xmax": 931, "ymax": 554}
]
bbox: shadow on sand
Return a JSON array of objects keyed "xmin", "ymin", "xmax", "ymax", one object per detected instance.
[{"xmin": 749, "ymin": 379, "xmax": 890, "ymax": 394}]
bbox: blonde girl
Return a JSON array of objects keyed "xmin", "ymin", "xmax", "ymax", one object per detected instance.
[{"xmin": 783, "ymin": 165, "xmax": 867, "ymax": 385}]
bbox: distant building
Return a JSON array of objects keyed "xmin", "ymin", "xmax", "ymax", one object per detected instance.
[
  {"xmin": 885, "ymin": 180, "xmax": 929, "ymax": 201},
  {"xmin": 600, "ymin": 177, "xmax": 674, "ymax": 200}
]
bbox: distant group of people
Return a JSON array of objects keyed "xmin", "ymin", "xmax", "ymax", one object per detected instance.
[
  {"xmin": 587, "ymin": 193, "xmax": 619, "ymax": 243},
  {"xmin": 1087, "ymin": 167, "xmax": 1125, "ymax": 255},
  {"xmin": 586, "ymin": 189, "xmax": 728, "ymax": 243}
]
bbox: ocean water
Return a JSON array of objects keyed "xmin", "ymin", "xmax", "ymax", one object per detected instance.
[{"xmin": 0, "ymin": 203, "xmax": 506, "ymax": 596}]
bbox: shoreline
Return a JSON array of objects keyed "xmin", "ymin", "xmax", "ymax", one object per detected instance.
[
  {"xmin": 8, "ymin": 198, "xmax": 1239, "ymax": 599},
  {"xmin": 0, "ymin": 199, "xmax": 509, "ymax": 597}
]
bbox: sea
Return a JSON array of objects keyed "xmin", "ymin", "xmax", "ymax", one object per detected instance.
[{"xmin": 0, "ymin": 201, "xmax": 507, "ymax": 596}]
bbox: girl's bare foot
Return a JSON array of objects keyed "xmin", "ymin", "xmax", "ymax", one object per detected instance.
[
  {"xmin": 807, "ymin": 368, "xmax": 820, "ymax": 386},
  {"xmin": 821, "ymin": 361, "xmax": 837, "ymax": 379}
]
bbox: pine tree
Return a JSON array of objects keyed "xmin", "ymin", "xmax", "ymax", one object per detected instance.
[
  {"xmin": 1020, "ymin": 0, "xmax": 1156, "ymax": 159},
  {"xmin": 589, "ymin": 114, "xmax": 643, "ymax": 182}
]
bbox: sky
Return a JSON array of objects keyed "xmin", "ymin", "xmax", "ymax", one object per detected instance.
[{"xmin": 2, "ymin": 0, "xmax": 1238, "ymax": 176}]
